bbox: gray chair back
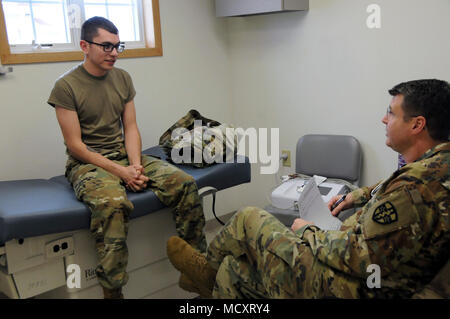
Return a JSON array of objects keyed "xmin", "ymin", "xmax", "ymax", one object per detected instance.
[{"xmin": 296, "ymin": 134, "xmax": 362, "ymax": 186}]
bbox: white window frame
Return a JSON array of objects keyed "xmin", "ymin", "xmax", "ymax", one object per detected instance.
[
  {"xmin": 5, "ymin": 0, "xmax": 75, "ymax": 53},
  {"xmin": 0, "ymin": 0, "xmax": 162, "ymax": 64},
  {"xmin": 6, "ymin": 0, "xmax": 146, "ymax": 54}
]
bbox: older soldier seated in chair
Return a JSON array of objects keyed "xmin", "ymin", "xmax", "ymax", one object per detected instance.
[{"xmin": 167, "ymin": 79, "xmax": 449, "ymax": 299}]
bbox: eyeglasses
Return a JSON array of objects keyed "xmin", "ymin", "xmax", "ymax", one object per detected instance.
[
  {"xmin": 386, "ymin": 105, "xmax": 421, "ymax": 119},
  {"xmin": 386, "ymin": 106, "xmax": 393, "ymax": 117},
  {"xmin": 85, "ymin": 40, "xmax": 125, "ymax": 53}
]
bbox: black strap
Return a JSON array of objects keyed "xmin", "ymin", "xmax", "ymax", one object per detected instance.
[{"xmin": 211, "ymin": 192, "xmax": 225, "ymax": 226}]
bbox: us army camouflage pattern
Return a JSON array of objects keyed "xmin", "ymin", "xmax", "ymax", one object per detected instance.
[
  {"xmin": 159, "ymin": 109, "xmax": 238, "ymax": 167},
  {"xmin": 66, "ymin": 146, "xmax": 207, "ymax": 290},
  {"xmin": 207, "ymin": 142, "xmax": 449, "ymax": 298},
  {"xmin": 159, "ymin": 109, "xmax": 220, "ymax": 147}
]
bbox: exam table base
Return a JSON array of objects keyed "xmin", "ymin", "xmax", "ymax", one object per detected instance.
[{"xmin": 0, "ymin": 208, "xmax": 197, "ymax": 299}]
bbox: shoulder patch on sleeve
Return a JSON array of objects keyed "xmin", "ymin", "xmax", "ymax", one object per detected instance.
[
  {"xmin": 372, "ymin": 202, "xmax": 398, "ymax": 225},
  {"xmin": 362, "ymin": 187, "xmax": 419, "ymax": 239}
]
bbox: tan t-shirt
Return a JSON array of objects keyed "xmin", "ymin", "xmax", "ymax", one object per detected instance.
[{"xmin": 48, "ymin": 63, "xmax": 136, "ymax": 155}]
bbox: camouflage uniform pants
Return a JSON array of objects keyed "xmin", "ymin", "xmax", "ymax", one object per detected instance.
[
  {"xmin": 207, "ymin": 207, "xmax": 360, "ymax": 298},
  {"xmin": 66, "ymin": 149, "xmax": 207, "ymax": 290}
]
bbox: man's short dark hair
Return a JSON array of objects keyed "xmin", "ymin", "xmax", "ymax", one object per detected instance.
[
  {"xmin": 81, "ymin": 16, "xmax": 118, "ymax": 42},
  {"xmin": 389, "ymin": 79, "xmax": 450, "ymax": 141}
]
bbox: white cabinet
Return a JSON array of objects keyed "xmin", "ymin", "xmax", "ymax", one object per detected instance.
[{"xmin": 215, "ymin": 0, "xmax": 309, "ymax": 17}]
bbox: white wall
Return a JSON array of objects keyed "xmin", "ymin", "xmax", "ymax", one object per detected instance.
[
  {"xmin": 223, "ymin": 0, "xmax": 450, "ymax": 209},
  {"xmin": 1, "ymin": 0, "xmax": 449, "ymax": 217},
  {"xmin": 0, "ymin": 0, "xmax": 230, "ymax": 179}
]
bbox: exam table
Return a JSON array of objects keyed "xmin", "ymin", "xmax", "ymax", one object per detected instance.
[{"xmin": 0, "ymin": 146, "xmax": 250, "ymax": 299}]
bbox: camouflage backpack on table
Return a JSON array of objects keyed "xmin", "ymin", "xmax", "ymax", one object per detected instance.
[{"xmin": 159, "ymin": 109, "xmax": 238, "ymax": 168}]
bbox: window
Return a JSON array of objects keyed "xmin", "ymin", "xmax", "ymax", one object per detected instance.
[{"xmin": 0, "ymin": 0, "xmax": 162, "ymax": 64}]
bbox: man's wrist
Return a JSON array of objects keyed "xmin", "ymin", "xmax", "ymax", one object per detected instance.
[
  {"xmin": 349, "ymin": 188, "xmax": 367, "ymax": 206},
  {"xmin": 130, "ymin": 162, "xmax": 141, "ymax": 167},
  {"xmin": 128, "ymin": 154, "xmax": 142, "ymax": 167},
  {"xmin": 110, "ymin": 162, "xmax": 126, "ymax": 178}
]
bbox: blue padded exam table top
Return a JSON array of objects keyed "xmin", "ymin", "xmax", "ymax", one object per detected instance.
[{"xmin": 0, "ymin": 146, "xmax": 250, "ymax": 246}]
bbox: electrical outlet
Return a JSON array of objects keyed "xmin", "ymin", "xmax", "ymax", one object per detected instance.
[
  {"xmin": 282, "ymin": 150, "xmax": 291, "ymax": 167},
  {"xmin": 45, "ymin": 236, "xmax": 74, "ymax": 259}
]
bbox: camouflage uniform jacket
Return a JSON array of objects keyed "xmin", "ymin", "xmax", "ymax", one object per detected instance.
[
  {"xmin": 159, "ymin": 109, "xmax": 238, "ymax": 168},
  {"xmin": 297, "ymin": 142, "xmax": 450, "ymax": 298}
]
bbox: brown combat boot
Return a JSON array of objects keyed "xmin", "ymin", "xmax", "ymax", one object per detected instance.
[
  {"xmin": 167, "ymin": 236, "xmax": 216, "ymax": 296},
  {"xmin": 102, "ymin": 287, "xmax": 124, "ymax": 299},
  {"xmin": 179, "ymin": 273, "xmax": 212, "ymax": 298}
]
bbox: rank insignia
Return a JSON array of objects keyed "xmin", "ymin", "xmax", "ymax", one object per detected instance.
[{"xmin": 372, "ymin": 201, "xmax": 398, "ymax": 225}]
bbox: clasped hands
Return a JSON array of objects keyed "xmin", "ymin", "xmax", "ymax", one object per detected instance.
[{"xmin": 121, "ymin": 164, "xmax": 149, "ymax": 192}]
